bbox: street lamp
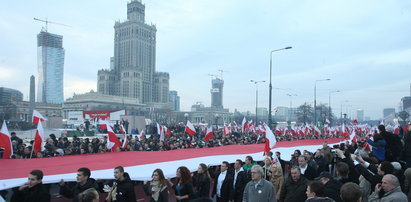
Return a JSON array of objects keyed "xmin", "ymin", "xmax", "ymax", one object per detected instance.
[
  {"xmin": 314, "ymin": 78, "xmax": 330, "ymax": 125},
  {"xmin": 269, "ymin": 46, "xmax": 292, "ymax": 125},
  {"xmin": 286, "ymin": 93, "xmax": 297, "ymax": 122},
  {"xmin": 214, "ymin": 113, "xmax": 219, "ymax": 129},
  {"xmin": 184, "ymin": 113, "xmax": 189, "ymax": 123},
  {"xmin": 251, "ymin": 80, "xmax": 265, "ymax": 124},
  {"xmin": 328, "ymin": 90, "xmax": 340, "ymax": 122}
]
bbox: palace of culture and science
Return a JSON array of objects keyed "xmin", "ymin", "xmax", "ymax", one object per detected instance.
[{"xmin": 97, "ymin": 0, "xmax": 169, "ymax": 105}]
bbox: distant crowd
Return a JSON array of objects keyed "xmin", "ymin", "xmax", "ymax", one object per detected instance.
[
  {"xmin": 5, "ymin": 124, "xmax": 411, "ymax": 202},
  {"xmin": 7, "ymin": 123, "xmax": 355, "ymax": 159}
]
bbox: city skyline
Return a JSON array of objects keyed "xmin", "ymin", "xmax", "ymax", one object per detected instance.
[{"xmin": 1, "ymin": 0, "xmax": 410, "ymax": 119}]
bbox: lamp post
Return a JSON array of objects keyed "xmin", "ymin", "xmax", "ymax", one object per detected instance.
[
  {"xmin": 286, "ymin": 93, "xmax": 297, "ymax": 122},
  {"xmin": 214, "ymin": 113, "xmax": 219, "ymax": 129},
  {"xmin": 184, "ymin": 113, "xmax": 189, "ymax": 123},
  {"xmin": 314, "ymin": 78, "xmax": 330, "ymax": 125},
  {"xmin": 328, "ymin": 90, "xmax": 340, "ymax": 122},
  {"xmin": 269, "ymin": 46, "xmax": 292, "ymax": 125},
  {"xmin": 251, "ymin": 80, "xmax": 265, "ymax": 124}
]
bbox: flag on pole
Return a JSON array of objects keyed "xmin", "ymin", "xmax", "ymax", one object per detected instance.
[
  {"xmin": 32, "ymin": 110, "xmax": 47, "ymax": 124},
  {"xmin": 185, "ymin": 120, "xmax": 196, "ymax": 136},
  {"xmin": 138, "ymin": 129, "xmax": 145, "ymax": 141},
  {"xmin": 120, "ymin": 125, "xmax": 128, "ymax": 149},
  {"xmin": 263, "ymin": 123, "xmax": 277, "ymax": 155},
  {"xmin": 33, "ymin": 121, "xmax": 45, "ymax": 155},
  {"xmin": 349, "ymin": 130, "xmax": 357, "ymax": 145},
  {"xmin": 0, "ymin": 121, "xmax": 13, "ymax": 159},
  {"xmin": 393, "ymin": 124, "xmax": 400, "ymax": 135},
  {"xmin": 204, "ymin": 127, "xmax": 213, "ymax": 141},
  {"xmin": 104, "ymin": 122, "xmax": 121, "ymax": 152},
  {"xmin": 242, "ymin": 117, "xmax": 248, "ymax": 132}
]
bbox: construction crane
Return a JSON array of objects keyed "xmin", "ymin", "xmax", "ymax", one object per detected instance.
[
  {"xmin": 218, "ymin": 69, "xmax": 228, "ymax": 80},
  {"xmin": 33, "ymin": 17, "xmax": 70, "ymax": 102}
]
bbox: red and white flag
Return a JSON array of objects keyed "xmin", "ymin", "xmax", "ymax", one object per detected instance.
[
  {"xmin": 32, "ymin": 110, "xmax": 47, "ymax": 124},
  {"xmin": 0, "ymin": 121, "xmax": 13, "ymax": 159},
  {"xmin": 242, "ymin": 117, "xmax": 248, "ymax": 132},
  {"xmin": 393, "ymin": 124, "xmax": 400, "ymax": 135},
  {"xmin": 33, "ymin": 121, "xmax": 45, "ymax": 155},
  {"xmin": 204, "ymin": 127, "xmax": 213, "ymax": 141},
  {"xmin": 313, "ymin": 126, "xmax": 321, "ymax": 136},
  {"xmin": 164, "ymin": 126, "xmax": 171, "ymax": 139},
  {"xmin": 104, "ymin": 122, "xmax": 121, "ymax": 152},
  {"xmin": 325, "ymin": 119, "xmax": 330, "ymax": 125},
  {"xmin": 185, "ymin": 120, "xmax": 196, "ymax": 136},
  {"xmin": 120, "ymin": 125, "xmax": 128, "ymax": 149},
  {"xmin": 349, "ymin": 130, "xmax": 357, "ymax": 145},
  {"xmin": 263, "ymin": 123, "xmax": 277, "ymax": 155},
  {"xmin": 138, "ymin": 129, "xmax": 145, "ymax": 141}
]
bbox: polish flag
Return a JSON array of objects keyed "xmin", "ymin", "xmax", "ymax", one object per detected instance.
[
  {"xmin": 393, "ymin": 124, "xmax": 400, "ymax": 135},
  {"xmin": 185, "ymin": 120, "xmax": 196, "ymax": 136},
  {"xmin": 349, "ymin": 130, "xmax": 357, "ymax": 145},
  {"xmin": 105, "ymin": 122, "xmax": 121, "ymax": 152},
  {"xmin": 120, "ymin": 125, "xmax": 128, "ymax": 149},
  {"xmin": 313, "ymin": 126, "xmax": 321, "ymax": 136},
  {"xmin": 33, "ymin": 121, "xmax": 45, "ymax": 155},
  {"xmin": 242, "ymin": 117, "xmax": 248, "ymax": 132},
  {"xmin": 32, "ymin": 110, "xmax": 47, "ymax": 124},
  {"xmin": 263, "ymin": 123, "xmax": 277, "ymax": 155},
  {"xmin": 156, "ymin": 123, "xmax": 162, "ymax": 135},
  {"xmin": 159, "ymin": 126, "xmax": 165, "ymax": 142},
  {"xmin": 164, "ymin": 126, "xmax": 171, "ymax": 139},
  {"xmin": 204, "ymin": 127, "xmax": 213, "ymax": 141},
  {"xmin": 325, "ymin": 119, "xmax": 330, "ymax": 125},
  {"xmin": 0, "ymin": 121, "xmax": 13, "ymax": 159},
  {"xmin": 138, "ymin": 129, "xmax": 145, "ymax": 141}
]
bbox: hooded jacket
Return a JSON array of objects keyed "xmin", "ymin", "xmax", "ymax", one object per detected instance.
[{"xmin": 113, "ymin": 172, "xmax": 136, "ymax": 202}]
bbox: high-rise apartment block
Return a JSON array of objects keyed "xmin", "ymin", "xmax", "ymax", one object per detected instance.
[
  {"xmin": 169, "ymin": 90, "xmax": 180, "ymax": 111},
  {"xmin": 211, "ymin": 78, "xmax": 224, "ymax": 109},
  {"xmin": 98, "ymin": 0, "xmax": 169, "ymax": 104},
  {"xmin": 37, "ymin": 31, "xmax": 65, "ymax": 104}
]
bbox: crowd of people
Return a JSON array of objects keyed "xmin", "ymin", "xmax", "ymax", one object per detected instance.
[
  {"xmin": 8, "ymin": 122, "xmax": 356, "ymax": 159},
  {"xmin": 3, "ymin": 124, "xmax": 411, "ymax": 202}
]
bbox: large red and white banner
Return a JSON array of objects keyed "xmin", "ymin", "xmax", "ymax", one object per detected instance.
[{"xmin": 0, "ymin": 138, "xmax": 344, "ymax": 190}]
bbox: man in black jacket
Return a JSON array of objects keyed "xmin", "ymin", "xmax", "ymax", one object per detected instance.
[
  {"xmin": 212, "ymin": 161, "xmax": 233, "ymax": 202},
  {"xmin": 232, "ymin": 159, "xmax": 247, "ymax": 202},
  {"xmin": 280, "ymin": 166, "xmax": 308, "ymax": 202},
  {"xmin": 11, "ymin": 169, "xmax": 50, "ymax": 202},
  {"xmin": 106, "ymin": 166, "xmax": 136, "ymax": 202},
  {"xmin": 298, "ymin": 155, "xmax": 317, "ymax": 180},
  {"xmin": 59, "ymin": 167, "xmax": 99, "ymax": 202}
]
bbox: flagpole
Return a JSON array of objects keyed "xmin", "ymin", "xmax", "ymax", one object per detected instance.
[{"xmin": 30, "ymin": 141, "xmax": 35, "ymax": 159}]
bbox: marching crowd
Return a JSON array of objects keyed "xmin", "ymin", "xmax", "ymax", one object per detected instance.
[
  {"xmin": 8, "ymin": 123, "xmax": 352, "ymax": 159},
  {"xmin": 4, "ymin": 124, "xmax": 411, "ymax": 202}
]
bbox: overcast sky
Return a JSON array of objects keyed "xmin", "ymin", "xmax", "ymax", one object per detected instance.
[{"xmin": 1, "ymin": 0, "xmax": 410, "ymax": 119}]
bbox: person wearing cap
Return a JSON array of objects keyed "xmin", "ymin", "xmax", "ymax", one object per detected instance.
[{"xmin": 316, "ymin": 172, "xmax": 342, "ymax": 202}]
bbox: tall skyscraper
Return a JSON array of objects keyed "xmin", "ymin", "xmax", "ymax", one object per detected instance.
[
  {"xmin": 211, "ymin": 78, "xmax": 224, "ymax": 109},
  {"xmin": 37, "ymin": 31, "xmax": 65, "ymax": 104},
  {"xmin": 169, "ymin": 90, "xmax": 180, "ymax": 111},
  {"xmin": 98, "ymin": 0, "xmax": 169, "ymax": 104},
  {"xmin": 356, "ymin": 109, "xmax": 364, "ymax": 122},
  {"xmin": 29, "ymin": 75, "xmax": 36, "ymax": 113}
]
